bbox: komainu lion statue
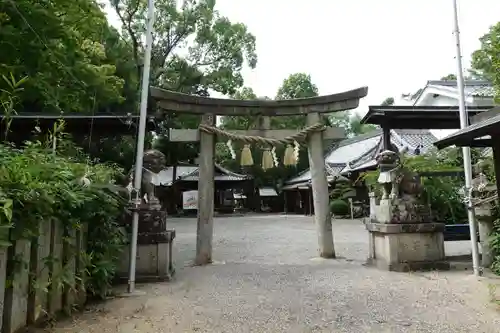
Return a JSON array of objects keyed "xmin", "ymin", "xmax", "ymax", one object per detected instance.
[
  {"xmin": 127, "ymin": 149, "xmax": 167, "ymax": 206},
  {"xmin": 376, "ymin": 149, "xmax": 422, "ymax": 201},
  {"xmin": 375, "ymin": 149, "xmax": 427, "ymax": 223}
]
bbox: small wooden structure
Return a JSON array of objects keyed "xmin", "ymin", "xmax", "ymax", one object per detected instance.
[
  {"xmin": 150, "ymin": 86, "xmax": 368, "ymax": 264},
  {"xmin": 152, "ymin": 164, "xmax": 252, "ymax": 214},
  {"xmin": 433, "ymin": 106, "xmax": 500, "ymax": 267},
  {"xmin": 361, "ymin": 105, "xmax": 491, "ymax": 151}
]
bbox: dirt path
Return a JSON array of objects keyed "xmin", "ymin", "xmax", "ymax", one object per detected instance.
[{"xmin": 44, "ymin": 215, "xmax": 500, "ymax": 332}]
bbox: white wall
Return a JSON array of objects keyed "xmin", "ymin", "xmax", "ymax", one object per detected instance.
[
  {"xmin": 416, "ymin": 90, "xmax": 479, "ymax": 139},
  {"xmin": 418, "ymin": 94, "xmax": 458, "ymax": 107}
]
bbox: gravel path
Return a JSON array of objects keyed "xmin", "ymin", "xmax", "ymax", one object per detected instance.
[{"xmin": 45, "ymin": 215, "xmax": 500, "ymax": 332}]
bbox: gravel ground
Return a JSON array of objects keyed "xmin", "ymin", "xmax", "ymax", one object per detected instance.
[{"xmin": 44, "ymin": 215, "xmax": 500, "ymax": 333}]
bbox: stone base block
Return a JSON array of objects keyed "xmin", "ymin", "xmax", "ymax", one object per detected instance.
[
  {"xmin": 366, "ymin": 223, "xmax": 450, "ymax": 272},
  {"xmin": 117, "ymin": 230, "xmax": 175, "ymax": 283}
]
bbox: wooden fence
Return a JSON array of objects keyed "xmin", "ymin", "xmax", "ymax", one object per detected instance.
[{"xmin": 0, "ymin": 221, "xmax": 87, "ymax": 333}]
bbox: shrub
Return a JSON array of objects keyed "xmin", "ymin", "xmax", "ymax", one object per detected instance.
[
  {"xmin": 330, "ymin": 199, "xmax": 349, "ymax": 216},
  {"xmin": 0, "ymin": 138, "xmax": 127, "ymax": 299},
  {"xmin": 359, "ymin": 150, "xmax": 467, "ymax": 224}
]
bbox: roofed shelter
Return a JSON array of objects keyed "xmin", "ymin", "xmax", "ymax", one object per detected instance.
[
  {"xmin": 360, "ymin": 105, "xmax": 492, "ymax": 152},
  {"xmin": 149, "ymin": 85, "xmax": 368, "ymax": 264},
  {"xmin": 434, "ymin": 106, "xmax": 500, "ymax": 191},
  {"xmin": 433, "ymin": 106, "xmax": 500, "ymax": 268},
  {"xmin": 150, "ymin": 164, "xmax": 252, "ymax": 215}
]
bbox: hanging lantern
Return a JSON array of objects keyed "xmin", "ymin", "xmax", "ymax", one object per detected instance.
[
  {"xmin": 261, "ymin": 147, "xmax": 274, "ymax": 171},
  {"xmin": 293, "ymin": 140, "xmax": 300, "ymax": 164},
  {"xmin": 283, "ymin": 144, "xmax": 296, "ymax": 166},
  {"xmin": 240, "ymin": 144, "xmax": 254, "ymax": 166}
]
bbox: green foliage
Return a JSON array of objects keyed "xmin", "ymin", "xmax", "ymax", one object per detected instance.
[
  {"xmin": 380, "ymin": 97, "xmax": 394, "ymax": 106},
  {"xmin": 112, "ymin": 0, "xmax": 257, "ymax": 96},
  {"xmin": 330, "ymin": 179, "xmax": 355, "ymax": 201},
  {"xmin": 220, "ymin": 87, "xmax": 259, "ymax": 130},
  {"xmin": 0, "ymin": 73, "xmax": 27, "ymax": 140},
  {"xmin": 274, "ymin": 73, "xmax": 318, "ymax": 129},
  {"xmin": 470, "ymin": 21, "xmax": 500, "ymax": 101},
  {"xmin": 490, "ymin": 214, "xmax": 500, "ymax": 275},
  {"xmin": 0, "ymin": 0, "xmax": 135, "ymax": 113},
  {"xmin": 0, "ymin": 127, "xmax": 127, "ymax": 298},
  {"xmin": 441, "ymin": 74, "xmax": 457, "ymax": 81},
  {"xmin": 330, "ymin": 199, "xmax": 349, "ymax": 216},
  {"xmin": 360, "ymin": 148, "xmax": 469, "ymax": 224},
  {"xmin": 110, "ymin": 0, "xmax": 259, "ymax": 165}
]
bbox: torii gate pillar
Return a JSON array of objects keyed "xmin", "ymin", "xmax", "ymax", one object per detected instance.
[
  {"xmin": 196, "ymin": 114, "xmax": 216, "ymax": 264},
  {"xmin": 307, "ymin": 112, "xmax": 335, "ymax": 257}
]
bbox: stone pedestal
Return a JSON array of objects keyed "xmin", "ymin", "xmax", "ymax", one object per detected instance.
[
  {"xmin": 475, "ymin": 205, "xmax": 494, "ymax": 268},
  {"xmin": 118, "ymin": 207, "xmax": 176, "ymax": 282},
  {"xmin": 366, "ymin": 223, "xmax": 449, "ymax": 272}
]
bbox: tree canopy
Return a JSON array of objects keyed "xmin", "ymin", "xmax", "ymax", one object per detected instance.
[
  {"xmin": 111, "ymin": 0, "xmax": 257, "ymax": 96},
  {"xmin": 1, "ymin": 0, "xmax": 260, "ymax": 167},
  {"xmin": 470, "ymin": 21, "xmax": 500, "ymax": 102},
  {"xmin": 1, "ymin": 0, "xmax": 137, "ymax": 114}
]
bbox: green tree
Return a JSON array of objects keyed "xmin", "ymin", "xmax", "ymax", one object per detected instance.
[
  {"xmin": 276, "ymin": 73, "xmax": 319, "ymax": 100},
  {"xmin": 470, "ymin": 22, "xmax": 500, "ymax": 101},
  {"xmin": 380, "ymin": 97, "xmax": 394, "ymax": 106},
  {"xmin": 111, "ymin": 0, "xmax": 257, "ymax": 96},
  {"xmin": 0, "ymin": 0, "xmax": 135, "ymax": 113},
  {"xmin": 441, "ymin": 74, "xmax": 457, "ymax": 81},
  {"xmin": 220, "ymin": 87, "xmax": 258, "ymax": 130},
  {"xmin": 273, "ymin": 73, "xmax": 318, "ymax": 129},
  {"xmin": 0, "ymin": 0, "xmax": 143, "ymax": 170},
  {"xmin": 346, "ymin": 114, "xmax": 378, "ymax": 136},
  {"xmin": 111, "ymin": 0, "xmax": 258, "ymax": 165}
]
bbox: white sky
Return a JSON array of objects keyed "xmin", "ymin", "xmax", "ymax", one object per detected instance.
[{"xmin": 104, "ymin": 0, "xmax": 500, "ymax": 116}]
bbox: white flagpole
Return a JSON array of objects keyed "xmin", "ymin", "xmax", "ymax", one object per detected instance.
[
  {"xmin": 128, "ymin": 0, "xmax": 155, "ymax": 293},
  {"xmin": 451, "ymin": 0, "xmax": 481, "ymax": 276}
]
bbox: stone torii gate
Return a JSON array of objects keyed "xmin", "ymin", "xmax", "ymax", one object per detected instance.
[{"xmin": 150, "ymin": 87, "xmax": 368, "ymax": 265}]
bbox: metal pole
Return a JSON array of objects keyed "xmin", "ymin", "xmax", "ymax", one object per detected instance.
[
  {"xmin": 128, "ymin": 0, "xmax": 155, "ymax": 293},
  {"xmin": 452, "ymin": 0, "xmax": 481, "ymax": 276}
]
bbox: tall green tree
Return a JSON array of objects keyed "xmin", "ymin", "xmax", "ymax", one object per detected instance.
[
  {"xmin": 0, "ymin": 0, "xmax": 135, "ymax": 113},
  {"xmin": 220, "ymin": 87, "xmax": 258, "ymax": 130},
  {"xmin": 111, "ymin": 0, "xmax": 258, "ymax": 165},
  {"xmin": 273, "ymin": 73, "xmax": 318, "ymax": 129},
  {"xmin": 470, "ymin": 22, "xmax": 500, "ymax": 102},
  {"xmin": 110, "ymin": 0, "xmax": 257, "ymax": 96}
]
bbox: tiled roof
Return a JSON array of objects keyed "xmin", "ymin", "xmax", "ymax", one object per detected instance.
[
  {"xmin": 285, "ymin": 129, "xmax": 438, "ymax": 183},
  {"xmin": 426, "ymin": 80, "xmax": 494, "ymax": 98},
  {"xmin": 346, "ymin": 130, "xmax": 437, "ymax": 172},
  {"xmin": 151, "ymin": 166, "xmax": 198, "ymax": 186},
  {"xmin": 152, "ymin": 164, "xmax": 250, "ymax": 185},
  {"xmin": 395, "ymin": 129, "xmax": 437, "ymax": 149},
  {"xmin": 326, "ymin": 163, "xmax": 346, "ymax": 175},
  {"xmin": 286, "ymin": 131, "xmax": 382, "ymax": 184}
]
